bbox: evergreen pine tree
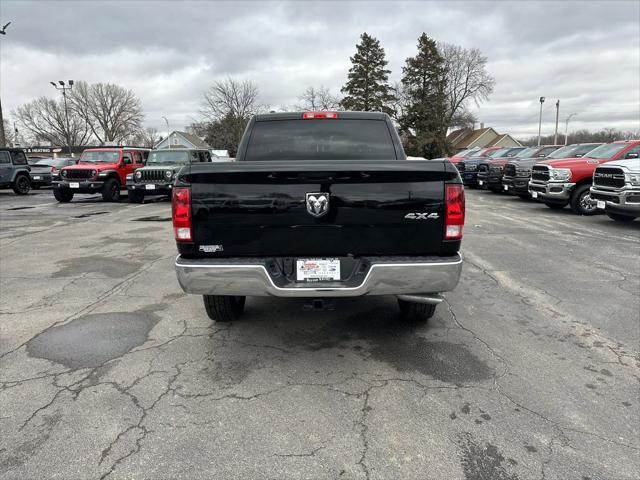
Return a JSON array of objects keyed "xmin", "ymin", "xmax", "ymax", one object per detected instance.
[
  {"xmin": 340, "ymin": 33, "xmax": 395, "ymax": 114},
  {"xmin": 400, "ymin": 33, "xmax": 449, "ymax": 158}
]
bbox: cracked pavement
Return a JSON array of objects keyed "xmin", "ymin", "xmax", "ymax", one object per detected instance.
[{"xmin": 0, "ymin": 188, "xmax": 638, "ymax": 479}]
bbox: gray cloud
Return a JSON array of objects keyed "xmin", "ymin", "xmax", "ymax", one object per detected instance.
[{"xmin": 1, "ymin": 0, "xmax": 638, "ymax": 138}]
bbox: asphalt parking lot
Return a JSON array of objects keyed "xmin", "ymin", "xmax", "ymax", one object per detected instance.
[{"xmin": 0, "ymin": 188, "xmax": 638, "ymax": 480}]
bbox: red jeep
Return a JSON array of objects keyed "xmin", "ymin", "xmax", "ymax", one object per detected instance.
[
  {"xmin": 528, "ymin": 140, "xmax": 640, "ymax": 215},
  {"xmin": 53, "ymin": 147, "xmax": 150, "ymax": 202}
]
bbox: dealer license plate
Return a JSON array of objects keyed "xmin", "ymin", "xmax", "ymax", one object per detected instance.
[
  {"xmin": 145, "ymin": 184, "xmax": 156, "ymax": 190},
  {"xmin": 296, "ymin": 258, "xmax": 340, "ymax": 282},
  {"xmin": 596, "ymin": 200, "xmax": 605, "ymax": 209},
  {"xmin": 70, "ymin": 182, "xmax": 80, "ymax": 188},
  {"xmin": 532, "ymin": 191, "xmax": 538, "ymax": 198},
  {"xmin": 478, "ymin": 180, "xmax": 484, "ymax": 186},
  {"xmin": 33, "ymin": 176, "xmax": 41, "ymax": 180},
  {"xmin": 503, "ymin": 185, "xmax": 509, "ymax": 191}
]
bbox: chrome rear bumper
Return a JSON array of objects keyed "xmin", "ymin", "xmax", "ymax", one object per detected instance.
[{"xmin": 175, "ymin": 254, "xmax": 462, "ymax": 297}]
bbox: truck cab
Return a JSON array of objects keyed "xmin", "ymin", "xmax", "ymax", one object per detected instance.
[
  {"xmin": 54, "ymin": 147, "xmax": 150, "ymax": 202},
  {"xmin": 528, "ymin": 140, "xmax": 640, "ymax": 215},
  {"xmin": 503, "ymin": 143, "xmax": 602, "ymax": 198},
  {"xmin": 477, "ymin": 145, "xmax": 560, "ymax": 193},
  {"xmin": 458, "ymin": 147, "xmax": 525, "ymax": 188}
]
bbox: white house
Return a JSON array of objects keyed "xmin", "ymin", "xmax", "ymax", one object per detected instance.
[{"xmin": 155, "ymin": 131, "xmax": 210, "ymax": 150}]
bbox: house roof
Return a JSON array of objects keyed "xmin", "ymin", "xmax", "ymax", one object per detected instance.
[
  {"xmin": 486, "ymin": 134, "xmax": 522, "ymax": 147},
  {"xmin": 157, "ymin": 131, "xmax": 210, "ymax": 149},
  {"xmin": 446, "ymin": 128, "xmax": 471, "ymax": 145},
  {"xmin": 455, "ymin": 127, "xmax": 498, "ymax": 149}
]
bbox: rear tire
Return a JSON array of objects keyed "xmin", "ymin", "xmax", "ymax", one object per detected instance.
[
  {"xmin": 606, "ymin": 212, "xmax": 636, "ymax": 222},
  {"xmin": 128, "ymin": 190, "xmax": 145, "ymax": 203},
  {"xmin": 102, "ymin": 178, "xmax": 121, "ymax": 202},
  {"xmin": 544, "ymin": 202, "xmax": 566, "ymax": 210},
  {"xmin": 53, "ymin": 187, "xmax": 74, "ymax": 202},
  {"xmin": 570, "ymin": 184, "xmax": 597, "ymax": 216},
  {"xmin": 12, "ymin": 174, "xmax": 31, "ymax": 195},
  {"xmin": 203, "ymin": 295, "xmax": 246, "ymax": 322},
  {"xmin": 398, "ymin": 299, "xmax": 436, "ymax": 322}
]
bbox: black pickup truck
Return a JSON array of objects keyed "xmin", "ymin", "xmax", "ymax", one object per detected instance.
[{"xmin": 173, "ymin": 112, "xmax": 464, "ymax": 322}]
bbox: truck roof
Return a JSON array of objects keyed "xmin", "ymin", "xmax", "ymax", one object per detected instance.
[{"xmin": 254, "ymin": 111, "xmax": 389, "ymax": 122}]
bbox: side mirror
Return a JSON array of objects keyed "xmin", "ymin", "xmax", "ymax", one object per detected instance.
[{"xmin": 626, "ymin": 152, "xmax": 638, "ymax": 159}]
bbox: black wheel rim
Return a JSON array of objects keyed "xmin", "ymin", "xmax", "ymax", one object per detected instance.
[{"xmin": 17, "ymin": 177, "xmax": 29, "ymax": 193}]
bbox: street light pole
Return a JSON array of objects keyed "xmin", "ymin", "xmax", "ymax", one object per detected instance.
[
  {"xmin": 51, "ymin": 80, "xmax": 74, "ymax": 156},
  {"xmin": 0, "ymin": 20, "xmax": 12, "ymax": 147},
  {"xmin": 553, "ymin": 100, "xmax": 560, "ymax": 145},
  {"xmin": 537, "ymin": 97, "xmax": 545, "ymax": 146},
  {"xmin": 564, "ymin": 113, "xmax": 577, "ymax": 146}
]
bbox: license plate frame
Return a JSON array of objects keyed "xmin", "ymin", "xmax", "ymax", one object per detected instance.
[
  {"xmin": 296, "ymin": 258, "xmax": 341, "ymax": 282},
  {"xmin": 503, "ymin": 185, "xmax": 509, "ymax": 191},
  {"xmin": 70, "ymin": 182, "xmax": 80, "ymax": 189},
  {"xmin": 532, "ymin": 191, "xmax": 538, "ymax": 198},
  {"xmin": 478, "ymin": 180, "xmax": 484, "ymax": 186},
  {"xmin": 596, "ymin": 200, "xmax": 605, "ymax": 209},
  {"xmin": 145, "ymin": 184, "xmax": 156, "ymax": 190},
  {"xmin": 33, "ymin": 176, "xmax": 41, "ymax": 180}
]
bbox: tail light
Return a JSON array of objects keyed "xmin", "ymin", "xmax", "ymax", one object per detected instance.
[
  {"xmin": 444, "ymin": 184, "xmax": 465, "ymax": 240},
  {"xmin": 172, "ymin": 187, "xmax": 192, "ymax": 241},
  {"xmin": 303, "ymin": 111, "xmax": 338, "ymax": 119}
]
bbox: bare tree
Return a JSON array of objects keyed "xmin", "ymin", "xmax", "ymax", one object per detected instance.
[
  {"xmin": 439, "ymin": 43, "xmax": 495, "ymax": 127},
  {"xmin": 130, "ymin": 127, "xmax": 162, "ymax": 148},
  {"xmin": 296, "ymin": 86, "xmax": 342, "ymax": 111},
  {"xmin": 70, "ymin": 81, "xmax": 144, "ymax": 144},
  {"xmin": 13, "ymin": 97, "xmax": 93, "ymax": 146},
  {"xmin": 200, "ymin": 77, "xmax": 263, "ymax": 121},
  {"xmin": 450, "ymin": 109, "xmax": 478, "ymax": 130},
  {"xmin": 3, "ymin": 119, "xmax": 15, "ymax": 146}
]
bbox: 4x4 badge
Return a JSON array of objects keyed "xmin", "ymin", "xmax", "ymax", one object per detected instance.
[{"xmin": 306, "ymin": 192, "xmax": 330, "ymax": 218}]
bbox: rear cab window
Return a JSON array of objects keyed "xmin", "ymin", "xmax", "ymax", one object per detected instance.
[{"xmin": 244, "ymin": 119, "xmax": 398, "ymax": 161}]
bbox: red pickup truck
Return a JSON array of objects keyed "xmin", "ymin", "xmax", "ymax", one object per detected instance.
[
  {"xmin": 53, "ymin": 147, "xmax": 150, "ymax": 202},
  {"xmin": 528, "ymin": 140, "xmax": 640, "ymax": 215}
]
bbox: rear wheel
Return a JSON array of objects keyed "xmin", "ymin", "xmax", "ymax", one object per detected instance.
[
  {"xmin": 53, "ymin": 187, "xmax": 74, "ymax": 202},
  {"xmin": 544, "ymin": 202, "xmax": 566, "ymax": 210},
  {"xmin": 606, "ymin": 212, "xmax": 636, "ymax": 222},
  {"xmin": 570, "ymin": 184, "xmax": 596, "ymax": 216},
  {"xmin": 128, "ymin": 190, "xmax": 145, "ymax": 203},
  {"xmin": 12, "ymin": 174, "xmax": 31, "ymax": 195},
  {"xmin": 102, "ymin": 178, "xmax": 121, "ymax": 202},
  {"xmin": 203, "ymin": 295, "xmax": 246, "ymax": 322},
  {"xmin": 398, "ymin": 299, "xmax": 436, "ymax": 323}
]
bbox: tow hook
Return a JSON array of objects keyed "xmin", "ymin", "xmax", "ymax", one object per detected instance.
[{"xmin": 303, "ymin": 298, "xmax": 335, "ymax": 311}]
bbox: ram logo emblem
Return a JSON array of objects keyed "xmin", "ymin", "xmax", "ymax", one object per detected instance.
[
  {"xmin": 306, "ymin": 193, "xmax": 330, "ymax": 218},
  {"xmin": 405, "ymin": 212, "xmax": 439, "ymax": 220}
]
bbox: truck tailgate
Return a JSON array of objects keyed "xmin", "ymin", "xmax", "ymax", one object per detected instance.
[{"xmin": 184, "ymin": 160, "xmax": 453, "ymax": 257}]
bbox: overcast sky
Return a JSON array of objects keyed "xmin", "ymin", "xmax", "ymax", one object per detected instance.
[{"xmin": 1, "ymin": 0, "xmax": 638, "ymax": 139}]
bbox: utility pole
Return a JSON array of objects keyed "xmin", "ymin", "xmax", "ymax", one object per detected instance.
[
  {"xmin": 50, "ymin": 80, "xmax": 74, "ymax": 156},
  {"xmin": 564, "ymin": 113, "xmax": 577, "ymax": 146},
  {"xmin": 537, "ymin": 96, "xmax": 545, "ymax": 146},
  {"xmin": 553, "ymin": 100, "xmax": 560, "ymax": 145},
  {"xmin": 0, "ymin": 21, "xmax": 12, "ymax": 147}
]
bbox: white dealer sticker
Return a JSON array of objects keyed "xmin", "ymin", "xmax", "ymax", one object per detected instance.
[{"xmin": 296, "ymin": 258, "xmax": 340, "ymax": 282}]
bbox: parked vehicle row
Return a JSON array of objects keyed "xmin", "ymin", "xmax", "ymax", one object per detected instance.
[{"xmin": 451, "ymin": 140, "xmax": 640, "ymax": 221}]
